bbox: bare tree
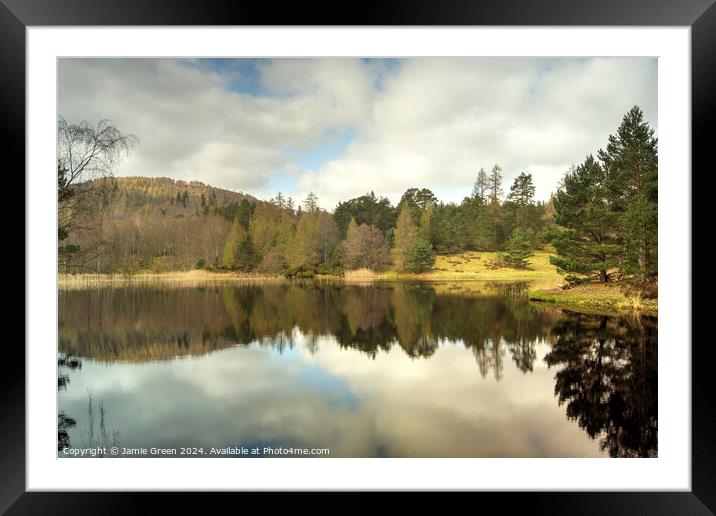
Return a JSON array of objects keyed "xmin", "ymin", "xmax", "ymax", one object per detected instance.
[{"xmin": 57, "ymin": 117, "xmax": 138, "ymax": 272}]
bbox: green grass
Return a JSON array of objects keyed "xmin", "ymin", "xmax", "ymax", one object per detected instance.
[
  {"xmin": 529, "ymin": 283, "xmax": 658, "ymax": 316},
  {"xmin": 377, "ymin": 250, "xmax": 562, "ymax": 288}
]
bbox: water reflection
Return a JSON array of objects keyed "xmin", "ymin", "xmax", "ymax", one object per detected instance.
[
  {"xmin": 58, "ymin": 282, "xmax": 657, "ymax": 457},
  {"xmin": 545, "ymin": 312, "xmax": 658, "ymax": 457}
]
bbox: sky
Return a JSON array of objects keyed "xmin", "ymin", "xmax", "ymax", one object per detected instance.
[{"xmin": 58, "ymin": 57, "xmax": 657, "ymax": 210}]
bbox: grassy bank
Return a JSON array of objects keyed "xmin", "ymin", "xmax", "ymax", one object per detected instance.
[
  {"xmin": 362, "ymin": 250, "xmax": 562, "ymax": 289},
  {"xmin": 529, "ymin": 283, "xmax": 658, "ymax": 316}
]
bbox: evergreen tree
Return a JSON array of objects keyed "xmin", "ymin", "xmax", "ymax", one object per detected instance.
[
  {"xmin": 234, "ymin": 234, "xmax": 259, "ymax": 271},
  {"xmin": 487, "ymin": 164, "xmax": 504, "ymax": 249},
  {"xmin": 236, "ymin": 199, "xmax": 253, "ymax": 230},
  {"xmin": 507, "ymin": 172, "xmax": 536, "ymax": 206},
  {"xmin": 504, "ymin": 227, "xmax": 535, "ymax": 269},
  {"xmin": 598, "ymin": 106, "xmax": 658, "ymax": 282},
  {"xmin": 505, "ymin": 172, "xmax": 537, "ymax": 232},
  {"xmin": 302, "ymin": 192, "xmax": 319, "ymax": 213},
  {"xmin": 397, "ymin": 188, "xmax": 437, "ymax": 224},
  {"xmin": 430, "ymin": 202, "xmax": 470, "ymax": 253},
  {"xmin": 550, "ymin": 156, "xmax": 620, "ymax": 282},
  {"xmin": 333, "ymin": 191, "xmax": 396, "ymax": 236},
  {"xmin": 408, "ymin": 235, "xmax": 436, "ymax": 273},
  {"xmin": 274, "ymin": 191, "xmax": 285, "ymax": 209}
]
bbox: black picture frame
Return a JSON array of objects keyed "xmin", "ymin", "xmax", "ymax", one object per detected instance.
[{"xmin": 5, "ymin": 0, "xmax": 711, "ymax": 512}]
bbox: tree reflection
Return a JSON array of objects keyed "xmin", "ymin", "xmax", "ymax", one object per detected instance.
[
  {"xmin": 58, "ymin": 353, "xmax": 81, "ymax": 450},
  {"xmin": 544, "ymin": 312, "xmax": 657, "ymax": 457},
  {"xmin": 62, "ymin": 283, "xmax": 651, "ymax": 396},
  {"xmin": 60, "ymin": 283, "xmax": 559, "ymax": 379},
  {"xmin": 59, "ymin": 283, "xmax": 658, "ymax": 456}
]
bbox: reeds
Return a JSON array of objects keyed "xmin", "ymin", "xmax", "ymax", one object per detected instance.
[
  {"xmin": 342, "ymin": 268, "xmax": 379, "ymax": 283},
  {"xmin": 58, "ymin": 270, "xmax": 286, "ymax": 290}
]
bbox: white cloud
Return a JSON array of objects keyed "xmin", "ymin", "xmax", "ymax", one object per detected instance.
[{"xmin": 58, "ymin": 57, "xmax": 657, "ymax": 209}]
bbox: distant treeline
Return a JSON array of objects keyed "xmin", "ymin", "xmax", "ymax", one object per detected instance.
[{"xmin": 59, "ymin": 106, "xmax": 657, "ymax": 288}]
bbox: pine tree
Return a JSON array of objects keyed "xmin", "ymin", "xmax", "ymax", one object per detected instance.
[
  {"xmin": 274, "ymin": 191, "xmax": 285, "ymax": 209},
  {"xmin": 507, "ymin": 172, "xmax": 536, "ymax": 206},
  {"xmin": 302, "ymin": 192, "xmax": 319, "ymax": 213},
  {"xmin": 504, "ymin": 228, "xmax": 535, "ymax": 269},
  {"xmin": 408, "ymin": 235, "xmax": 436, "ymax": 273},
  {"xmin": 236, "ymin": 199, "xmax": 253, "ymax": 230},
  {"xmin": 397, "ymin": 188, "xmax": 437, "ymax": 225},
  {"xmin": 506, "ymin": 172, "xmax": 537, "ymax": 231},
  {"xmin": 550, "ymin": 156, "xmax": 620, "ymax": 282},
  {"xmin": 487, "ymin": 164, "xmax": 504, "ymax": 249},
  {"xmin": 234, "ymin": 234, "xmax": 259, "ymax": 271},
  {"xmin": 598, "ymin": 106, "xmax": 658, "ymax": 282}
]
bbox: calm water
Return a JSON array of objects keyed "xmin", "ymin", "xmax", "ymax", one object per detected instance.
[{"xmin": 58, "ymin": 282, "xmax": 657, "ymax": 458}]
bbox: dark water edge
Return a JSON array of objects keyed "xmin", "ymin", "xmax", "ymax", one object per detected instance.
[{"xmin": 58, "ymin": 281, "xmax": 657, "ymax": 458}]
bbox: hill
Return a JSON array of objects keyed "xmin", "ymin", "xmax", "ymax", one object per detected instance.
[
  {"xmin": 100, "ymin": 176, "xmax": 257, "ymax": 219},
  {"xmin": 65, "ymin": 176, "xmax": 261, "ymax": 273}
]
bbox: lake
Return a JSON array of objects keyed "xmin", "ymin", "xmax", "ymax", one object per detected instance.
[{"xmin": 58, "ymin": 281, "xmax": 657, "ymax": 458}]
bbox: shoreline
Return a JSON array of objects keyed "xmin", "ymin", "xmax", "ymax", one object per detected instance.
[
  {"xmin": 58, "ymin": 269, "xmax": 657, "ymax": 316},
  {"xmin": 529, "ymin": 286, "xmax": 658, "ymax": 316}
]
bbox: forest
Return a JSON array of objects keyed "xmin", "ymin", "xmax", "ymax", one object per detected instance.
[{"xmin": 58, "ymin": 106, "xmax": 657, "ymax": 292}]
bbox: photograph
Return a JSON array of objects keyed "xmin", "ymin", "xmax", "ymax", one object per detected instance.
[{"xmin": 55, "ymin": 56, "xmax": 659, "ymax": 460}]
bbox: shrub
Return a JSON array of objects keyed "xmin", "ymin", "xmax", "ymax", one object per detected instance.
[
  {"xmin": 256, "ymin": 248, "xmax": 286, "ymax": 275},
  {"xmin": 503, "ymin": 228, "xmax": 535, "ymax": 269}
]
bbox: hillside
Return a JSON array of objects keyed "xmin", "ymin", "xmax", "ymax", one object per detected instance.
[
  {"xmin": 99, "ymin": 176, "xmax": 257, "ymax": 219},
  {"xmin": 65, "ymin": 176, "xmax": 261, "ymax": 273}
]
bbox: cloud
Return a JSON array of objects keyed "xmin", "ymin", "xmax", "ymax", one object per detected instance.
[
  {"xmin": 59, "ymin": 334, "xmax": 604, "ymax": 457},
  {"xmin": 58, "ymin": 57, "xmax": 657, "ymax": 208}
]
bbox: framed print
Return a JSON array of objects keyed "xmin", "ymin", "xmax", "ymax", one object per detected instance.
[{"xmin": 6, "ymin": 0, "xmax": 713, "ymax": 512}]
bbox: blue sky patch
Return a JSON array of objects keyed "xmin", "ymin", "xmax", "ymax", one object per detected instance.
[{"xmin": 294, "ymin": 126, "xmax": 356, "ymax": 171}]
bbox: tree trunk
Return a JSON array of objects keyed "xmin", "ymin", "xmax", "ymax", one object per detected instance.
[{"xmin": 600, "ymin": 269, "xmax": 608, "ymax": 283}]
